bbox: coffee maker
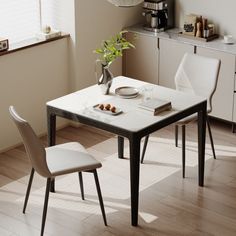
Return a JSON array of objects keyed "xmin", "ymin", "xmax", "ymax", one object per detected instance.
[{"xmin": 143, "ymin": 0, "xmax": 175, "ymax": 33}]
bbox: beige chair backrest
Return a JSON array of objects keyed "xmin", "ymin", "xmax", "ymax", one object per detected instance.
[
  {"xmin": 175, "ymin": 53, "xmax": 221, "ymax": 112},
  {"xmin": 9, "ymin": 106, "xmax": 51, "ymax": 177}
]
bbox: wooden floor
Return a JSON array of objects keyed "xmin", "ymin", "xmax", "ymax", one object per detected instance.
[{"xmin": 1, "ymin": 119, "xmax": 236, "ymax": 236}]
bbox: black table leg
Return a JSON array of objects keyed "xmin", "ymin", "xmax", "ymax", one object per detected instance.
[
  {"xmin": 129, "ymin": 135, "xmax": 141, "ymax": 226},
  {"xmin": 47, "ymin": 109, "xmax": 56, "ymax": 192},
  {"xmin": 232, "ymin": 122, "xmax": 235, "ymax": 133},
  {"xmin": 118, "ymin": 136, "xmax": 124, "ymax": 159},
  {"xmin": 198, "ymin": 102, "xmax": 207, "ymax": 187}
]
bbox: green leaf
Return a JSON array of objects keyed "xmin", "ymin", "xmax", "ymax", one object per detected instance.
[{"xmin": 93, "ymin": 30, "xmax": 136, "ymax": 64}]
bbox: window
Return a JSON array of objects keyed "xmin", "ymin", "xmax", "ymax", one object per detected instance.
[
  {"xmin": 0, "ymin": 0, "xmax": 40, "ymax": 43},
  {"xmin": 0, "ymin": 0, "xmax": 59, "ymax": 44},
  {"xmin": 41, "ymin": 0, "xmax": 61, "ymax": 30}
]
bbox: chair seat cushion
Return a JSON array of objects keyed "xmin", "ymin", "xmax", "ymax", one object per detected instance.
[{"xmin": 46, "ymin": 142, "xmax": 101, "ymax": 177}]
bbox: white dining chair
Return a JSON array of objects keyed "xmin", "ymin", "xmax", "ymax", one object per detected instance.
[
  {"xmin": 9, "ymin": 106, "xmax": 107, "ymax": 236},
  {"xmin": 141, "ymin": 53, "xmax": 221, "ymax": 178}
]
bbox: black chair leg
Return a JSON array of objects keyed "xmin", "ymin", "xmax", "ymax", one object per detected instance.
[
  {"xmin": 93, "ymin": 170, "xmax": 107, "ymax": 226},
  {"xmin": 118, "ymin": 136, "xmax": 124, "ymax": 159},
  {"xmin": 141, "ymin": 135, "xmax": 149, "ymax": 164},
  {"xmin": 175, "ymin": 125, "xmax": 179, "ymax": 147},
  {"xmin": 207, "ymin": 117, "xmax": 216, "ymax": 159},
  {"xmin": 78, "ymin": 172, "xmax": 85, "ymax": 200},
  {"xmin": 41, "ymin": 178, "xmax": 51, "ymax": 236},
  {"xmin": 23, "ymin": 168, "xmax": 35, "ymax": 214},
  {"xmin": 182, "ymin": 125, "xmax": 186, "ymax": 178},
  {"xmin": 50, "ymin": 178, "xmax": 55, "ymax": 193}
]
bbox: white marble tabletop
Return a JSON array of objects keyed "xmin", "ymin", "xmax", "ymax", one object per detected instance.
[{"xmin": 47, "ymin": 76, "xmax": 206, "ymax": 132}]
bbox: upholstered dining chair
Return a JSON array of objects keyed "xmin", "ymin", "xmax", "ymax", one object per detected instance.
[
  {"xmin": 9, "ymin": 106, "xmax": 107, "ymax": 236},
  {"xmin": 140, "ymin": 53, "xmax": 221, "ymax": 178}
]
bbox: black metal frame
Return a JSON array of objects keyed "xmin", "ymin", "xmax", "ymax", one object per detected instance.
[
  {"xmin": 22, "ymin": 169, "xmax": 107, "ymax": 236},
  {"xmin": 232, "ymin": 123, "xmax": 235, "ymax": 133},
  {"xmin": 206, "ymin": 117, "xmax": 216, "ymax": 159},
  {"xmin": 175, "ymin": 125, "xmax": 178, "ymax": 147},
  {"xmin": 141, "ymin": 135, "xmax": 149, "ymax": 164},
  {"xmin": 77, "ymin": 170, "xmax": 107, "ymax": 226},
  {"xmin": 93, "ymin": 170, "xmax": 107, "ymax": 226},
  {"xmin": 182, "ymin": 125, "xmax": 186, "ymax": 178},
  {"xmin": 175, "ymin": 116, "xmax": 216, "ymax": 178},
  {"xmin": 78, "ymin": 172, "xmax": 85, "ymax": 200},
  {"xmin": 41, "ymin": 178, "xmax": 51, "ymax": 236},
  {"xmin": 47, "ymin": 99, "xmax": 207, "ymax": 226},
  {"xmin": 142, "ymin": 115, "xmax": 216, "ymax": 179},
  {"xmin": 23, "ymin": 168, "xmax": 35, "ymax": 214}
]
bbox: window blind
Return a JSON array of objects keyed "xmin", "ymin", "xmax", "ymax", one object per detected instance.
[
  {"xmin": 0, "ymin": 0, "xmax": 40, "ymax": 44},
  {"xmin": 41, "ymin": 0, "xmax": 61, "ymax": 30}
]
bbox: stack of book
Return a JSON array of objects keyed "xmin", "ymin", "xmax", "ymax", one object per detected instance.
[{"xmin": 138, "ymin": 98, "xmax": 172, "ymax": 115}]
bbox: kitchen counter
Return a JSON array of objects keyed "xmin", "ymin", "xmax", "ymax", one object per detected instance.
[{"xmin": 126, "ymin": 24, "xmax": 236, "ymax": 55}]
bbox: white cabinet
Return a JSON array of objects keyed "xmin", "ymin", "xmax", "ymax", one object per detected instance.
[
  {"xmin": 124, "ymin": 32, "xmax": 159, "ymax": 84},
  {"xmin": 123, "ymin": 29, "xmax": 236, "ymax": 123},
  {"xmin": 197, "ymin": 47, "xmax": 236, "ymax": 121},
  {"xmin": 158, "ymin": 38, "xmax": 194, "ymax": 89}
]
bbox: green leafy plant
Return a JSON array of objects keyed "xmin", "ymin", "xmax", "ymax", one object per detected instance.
[{"xmin": 94, "ymin": 31, "xmax": 135, "ymax": 66}]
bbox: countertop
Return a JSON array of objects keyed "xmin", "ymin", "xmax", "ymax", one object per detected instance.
[{"xmin": 126, "ymin": 24, "xmax": 236, "ymax": 56}]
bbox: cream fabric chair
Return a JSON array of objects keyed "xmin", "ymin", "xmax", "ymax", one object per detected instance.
[
  {"xmin": 9, "ymin": 106, "xmax": 107, "ymax": 236},
  {"xmin": 141, "ymin": 53, "xmax": 221, "ymax": 178}
]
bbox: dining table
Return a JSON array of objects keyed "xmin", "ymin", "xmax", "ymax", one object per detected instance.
[{"xmin": 46, "ymin": 76, "xmax": 207, "ymax": 226}]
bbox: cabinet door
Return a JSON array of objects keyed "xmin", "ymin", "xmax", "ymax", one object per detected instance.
[
  {"xmin": 159, "ymin": 38, "xmax": 194, "ymax": 89},
  {"xmin": 197, "ymin": 47, "xmax": 235, "ymax": 121},
  {"xmin": 123, "ymin": 32, "xmax": 159, "ymax": 84}
]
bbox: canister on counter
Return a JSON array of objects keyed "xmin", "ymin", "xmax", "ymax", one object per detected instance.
[{"xmin": 208, "ymin": 24, "xmax": 215, "ymax": 36}]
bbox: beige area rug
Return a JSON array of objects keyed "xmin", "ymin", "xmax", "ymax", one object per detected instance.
[{"xmin": 0, "ymin": 135, "xmax": 234, "ymax": 236}]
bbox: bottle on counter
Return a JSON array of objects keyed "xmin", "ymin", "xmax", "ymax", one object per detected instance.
[
  {"xmin": 196, "ymin": 21, "xmax": 202, "ymax": 37},
  {"xmin": 202, "ymin": 18, "xmax": 209, "ymax": 38},
  {"xmin": 195, "ymin": 15, "xmax": 202, "ymax": 37}
]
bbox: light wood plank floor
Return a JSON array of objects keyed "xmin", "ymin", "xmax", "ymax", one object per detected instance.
[{"xmin": 0, "ymin": 119, "xmax": 236, "ymax": 236}]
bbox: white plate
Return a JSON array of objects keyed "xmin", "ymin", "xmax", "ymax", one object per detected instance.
[
  {"xmin": 117, "ymin": 93, "xmax": 139, "ymax": 99},
  {"xmin": 93, "ymin": 104, "xmax": 123, "ymax": 116},
  {"xmin": 115, "ymin": 86, "xmax": 139, "ymax": 98}
]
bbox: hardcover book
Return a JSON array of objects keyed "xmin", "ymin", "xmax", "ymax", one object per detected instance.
[{"xmin": 138, "ymin": 98, "xmax": 172, "ymax": 115}]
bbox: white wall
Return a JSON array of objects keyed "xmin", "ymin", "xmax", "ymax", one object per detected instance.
[
  {"xmin": 47, "ymin": 0, "xmax": 143, "ymax": 91},
  {"xmin": 45, "ymin": 0, "xmax": 77, "ymax": 92},
  {"xmin": 73, "ymin": 0, "xmax": 142, "ymax": 91},
  {"xmin": 176, "ymin": 0, "xmax": 236, "ymax": 38},
  {"xmin": 0, "ymin": 39, "xmax": 69, "ymax": 151}
]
